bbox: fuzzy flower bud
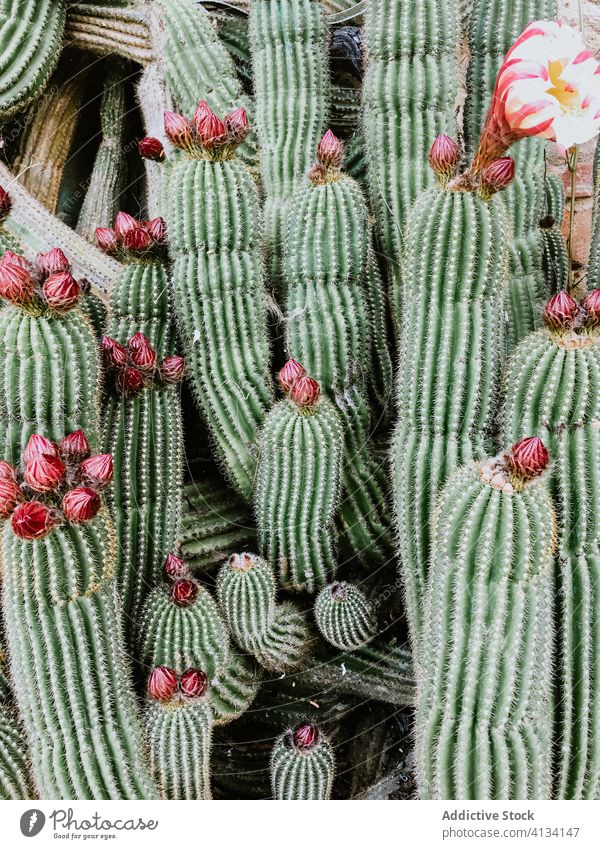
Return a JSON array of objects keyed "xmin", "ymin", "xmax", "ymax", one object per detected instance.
[
  {"xmin": 478, "ymin": 158, "xmax": 515, "ymax": 199},
  {"xmin": 171, "ymin": 579, "xmax": 198, "ymax": 606},
  {"xmin": 148, "ymin": 666, "xmax": 178, "ymax": 702},
  {"xmin": 317, "ymin": 130, "xmax": 343, "ymax": 169},
  {"xmin": 292, "ymin": 723, "xmax": 319, "ymax": 751},
  {"xmin": 428, "ymin": 134, "xmax": 461, "ymax": 183},
  {"xmin": 43, "ymin": 272, "xmax": 80, "ymax": 310},
  {"xmin": 139, "ymin": 136, "xmax": 165, "ymax": 162},
  {"xmin": 0, "ymin": 186, "xmax": 11, "ymax": 219},
  {"xmin": 543, "ymin": 291, "xmax": 579, "ymax": 331},
  {"xmin": 0, "ymin": 460, "xmax": 16, "ymax": 480},
  {"xmin": 11, "ymin": 500, "xmax": 59, "ymax": 540},
  {"xmin": 278, "ymin": 359, "xmax": 306, "ymax": 394},
  {"xmin": 59, "ymin": 430, "xmax": 91, "ymax": 462},
  {"xmin": 0, "ymin": 477, "xmax": 24, "ymax": 518},
  {"xmin": 80, "ymin": 453, "xmax": 113, "ymax": 486},
  {"xmin": 114, "ymin": 211, "xmax": 139, "ymax": 239},
  {"xmin": 164, "ymin": 553, "xmax": 189, "ymax": 580},
  {"xmin": 2, "ymin": 251, "xmax": 29, "ymax": 269},
  {"xmin": 95, "ymin": 227, "xmax": 118, "ymax": 254},
  {"xmin": 101, "ymin": 335, "xmax": 128, "ymax": 368},
  {"xmin": 36, "ymin": 248, "xmax": 70, "ymax": 277},
  {"xmin": 62, "ymin": 487, "xmax": 101, "ymax": 523},
  {"xmin": 582, "ymin": 289, "xmax": 600, "ymax": 329},
  {"xmin": 144, "ymin": 217, "xmax": 166, "ymax": 243},
  {"xmin": 224, "ymin": 107, "xmax": 249, "ymax": 144},
  {"xmin": 127, "ymin": 332, "xmax": 156, "ymax": 371},
  {"xmin": 159, "ymin": 355, "xmax": 185, "ymax": 383},
  {"xmin": 0, "ymin": 262, "xmax": 34, "ymax": 304},
  {"xmin": 122, "ymin": 228, "xmax": 152, "ymax": 254},
  {"xmin": 24, "ymin": 453, "xmax": 65, "ymax": 493},
  {"xmin": 195, "ymin": 102, "xmax": 228, "ymax": 150},
  {"xmin": 179, "ymin": 669, "xmax": 208, "ymax": 699},
  {"xmin": 164, "ymin": 111, "xmax": 193, "ymax": 150},
  {"xmin": 290, "ymin": 375, "xmax": 320, "ymax": 408},
  {"xmin": 228, "ymin": 552, "xmax": 255, "ymax": 572},
  {"xmin": 23, "ymin": 434, "xmax": 59, "ymax": 464},
  {"xmin": 116, "ymin": 366, "xmax": 145, "ymax": 394},
  {"xmin": 507, "ymin": 437, "xmax": 549, "ymax": 480}
]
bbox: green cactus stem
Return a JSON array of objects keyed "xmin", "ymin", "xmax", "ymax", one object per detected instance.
[
  {"xmin": 65, "ymin": 2, "xmax": 153, "ymax": 65},
  {"xmin": 0, "ymin": 704, "xmax": 33, "ymax": 800},
  {"xmin": 540, "ymin": 174, "xmax": 569, "ymax": 296},
  {"xmin": 589, "ymin": 137, "xmax": 600, "ymax": 290},
  {"xmin": 314, "ymin": 581, "xmax": 376, "ymax": 651},
  {"xmin": 271, "ymin": 724, "xmax": 335, "ymax": 800}
]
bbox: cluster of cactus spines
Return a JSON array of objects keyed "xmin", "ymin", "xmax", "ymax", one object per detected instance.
[
  {"xmin": 392, "ymin": 141, "xmax": 510, "ymax": 653},
  {"xmin": 540, "ymin": 174, "xmax": 569, "ymax": 295},
  {"xmin": 256, "ymin": 367, "xmax": 344, "ymax": 593},
  {"xmin": 146, "ymin": 666, "xmax": 213, "ymax": 800},
  {"xmin": 416, "ymin": 439, "xmax": 555, "ymax": 799},
  {"xmin": 155, "ymin": 101, "xmax": 273, "ymax": 502},
  {"xmin": 271, "ymin": 723, "xmax": 335, "ymax": 800},
  {"xmin": 590, "ymin": 137, "xmax": 600, "ymax": 290},
  {"xmin": 98, "ymin": 212, "xmax": 183, "ymax": 637},
  {"xmin": 362, "ymin": 0, "xmax": 459, "ymax": 315},
  {"xmin": 503, "ymin": 291, "xmax": 600, "ymax": 799},
  {"xmin": 0, "ymin": 244, "xmax": 101, "ymax": 460},
  {"xmin": 0, "ymin": 0, "xmax": 66, "ymax": 119},
  {"xmin": 0, "ymin": 703, "xmax": 32, "ymax": 800},
  {"xmin": 249, "ymin": 0, "xmax": 329, "ymax": 284},
  {"xmin": 314, "ymin": 581, "xmax": 376, "ymax": 651}
]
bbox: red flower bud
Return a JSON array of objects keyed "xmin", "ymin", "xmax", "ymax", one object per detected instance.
[
  {"xmin": 290, "ymin": 375, "xmax": 320, "ymax": 407},
  {"xmin": 0, "ymin": 460, "xmax": 16, "ymax": 481},
  {"xmin": 80, "ymin": 453, "xmax": 113, "ymax": 486},
  {"xmin": 317, "ymin": 130, "xmax": 343, "ymax": 169},
  {"xmin": 114, "ymin": 211, "xmax": 139, "ymax": 239},
  {"xmin": 139, "ymin": 136, "xmax": 165, "ymax": 162},
  {"xmin": 148, "ymin": 666, "xmax": 178, "ymax": 702},
  {"xmin": 36, "ymin": 248, "xmax": 70, "ymax": 277},
  {"xmin": 479, "ymin": 157, "xmax": 515, "ymax": 198},
  {"xmin": 278, "ymin": 359, "xmax": 306, "ymax": 393},
  {"xmin": 95, "ymin": 227, "xmax": 118, "ymax": 254},
  {"xmin": 62, "ymin": 486, "xmax": 101, "ymax": 523},
  {"xmin": 43, "ymin": 272, "xmax": 80, "ymax": 311},
  {"xmin": 224, "ymin": 107, "xmax": 249, "ymax": 143},
  {"xmin": 0, "ymin": 262, "xmax": 34, "ymax": 304},
  {"xmin": 582, "ymin": 289, "xmax": 600, "ymax": 329},
  {"xmin": 24, "ymin": 453, "xmax": 65, "ymax": 493},
  {"xmin": 544, "ymin": 291, "xmax": 578, "ymax": 332},
  {"xmin": 0, "ymin": 477, "xmax": 24, "ymax": 518},
  {"xmin": 116, "ymin": 366, "xmax": 145, "ymax": 394},
  {"xmin": 507, "ymin": 437, "xmax": 549, "ymax": 480},
  {"xmin": 128, "ymin": 332, "xmax": 156, "ymax": 371},
  {"xmin": 164, "ymin": 552, "xmax": 189, "ymax": 580},
  {"xmin": 293, "ymin": 723, "xmax": 318, "ymax": 750},
  {"xmin": 164, "ymin": 111, "xmax": 193, "ymax": 150},
  {"xmin": 179, "ymin": 668, "xmax": 208, "ymax": 699},
  {"xmin": 101, "ymin": 335, "xmax": 128, "ymax": 368},
  {"xmin": 23, "ymin": 434, "xmax": 59, "ymax": 464},
  {"xmin": 0, "ymin": 186, "xmax": 11, "ymax": 219},
  {"xmin": 59, "ymin": 430, "xmax": 91, "ymax": 462},
  {"xmin": 122, "ymin": 228, "xmax": 152, "ymax": 254},
  {"xmin": 1, "ymin": 251, "xmax": 29, "ymax": 269},
  {"xmin": 159, "ymin": 355, "xmax": 185, "ymax": 383},
  {"xmin": 144, "ymin": 217, "xmax": 166, "ymax": 243},
  {"xmin": 11, "ymin": 500, "xmax": 59, "ymax": 540},
  {"xmin": 171, "ymin": 578, "xmax": 198, "ymax": 606},
  {"xmin": 428, "ymin": 134, "xmax": 461, "ymax": 182},
  {"xmin": 195, "ymin": 101, "xmax": 227, "ymax": 149}
]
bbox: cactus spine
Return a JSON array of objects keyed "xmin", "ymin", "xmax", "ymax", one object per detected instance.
[
  {"xmin": 0, "ymin": 704, "xmax": 32, "ymax": 799},
  {"xmin": 314, "ymin": 581, "xmax": 376, "ymax": 651},
  {"xmin": 416, "ymin": 448, "xmax": 555, "ymax": 799},
  {"xmin": 541, "ymin": 174, "xmax": 568, "ymax": 295},
  {"xmin": 589, "ymin": 138, "xmax": 600, "ymax": 290},
  {"xmin": 271, "ymin": 724, "xmax": 335, "ymax": 800}
]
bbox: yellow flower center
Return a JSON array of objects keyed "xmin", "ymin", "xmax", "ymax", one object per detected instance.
[{"xmin": 547, "ymin": 59, "xmax": 581, "ymax": 112}]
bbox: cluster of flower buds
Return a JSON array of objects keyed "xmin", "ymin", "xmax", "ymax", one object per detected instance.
[
  {"xmin": 480, "ymin": 437, "xmax": 549, "ymax": 493},
  {"xmin": 543, "ymin": 289, "xmax": 600, "ymax": 336},
  {"xmin": 157, "ymin": 101, "xmax": 249, "ymax": 162},
  {"xmin": 308, "ymin": 130, "xmax": 344, "ymax": 184},
  {"xmin": 147, "ymin": 665, "xmax": 208, "ymax": 703},
  {"xmin": 95, "ymin": 212, "xmax": 166, "ymax": 261},
  {"xmin": 101, "ymin": 332, "xmax": 185, "ymax": 395},
  {"xmin": 284, "ymin": 722, "xmax": 320, "ymax": 752},
  {"xmin": 0, "ymin": 247, "xmax": 87, "ymax": 312},
  {"xmin": 428, "ymin": 135, "xmax": 515, "ymax": 198},
  {"xmin": 277, "ymin": 359, "xmax": 321, "ymax": 409},
  {"xmin": 162, "ymin": 553, "xmax": 198, "ymax": 606},
  {"xmin": 1, "ymin": 431, "xmax": 113, "ymax": 541}
]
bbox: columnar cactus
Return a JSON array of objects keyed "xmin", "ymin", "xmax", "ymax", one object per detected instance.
[
  {"xmin": 157, "ymin": 102, "xmax": 273, "ymax": 502},
  {"xmin": 503, "ymin": 292, "xmax": 600, "ymax": 799},
  {"xmin": 256, "ymin": 371, "xmax": 344, "ymax": 593},
  {"xmin": 314, "ymin": 581, "xmax": 376, "ymax": 651},
  {"xmin": 0, "ymin": 703, "xmax": 32, "ymax": 800},
  {"xmin": 540, "ymin": 174, "xmax": 569, "ymax": 295},
  {"xmin": 271, "ymin": 723, "xmax": 335, "ymax": 800},
  {"xmin": 416, "ymin": 440, "xmax": 555, "ymax": 799},
  {"xmin": 99, "ymin": 214, "xmax": 183, "ymax": 636},
  {"xmin": 250, "ymin": 0, "xmax": 329, "ymax": 283},
  {"xmin": 589, "ymin": 137, "xmax": 600, "ymax": 290}
]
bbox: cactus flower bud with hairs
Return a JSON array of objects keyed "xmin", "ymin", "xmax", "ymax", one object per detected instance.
[
  {"xmin": 0, "ymin": 460, "xmax": 16, "ymax": 480},
  {"xmin": 62, "ymin": 487, "xmax": 101, "ymax": 523},
  {"xmin": 80, "ymin": 453, "xmax": 113, "ymax": 486},
  {"xmin": 0, "ymin": 262, "xmax": 34, "ymax": 304},
  {"xmin": 148, "ymin": 666, "xmax": 178, "ymax": 702},
  {"xmin": 123, "ymin": 228, "xmax": 152, "ymax": 254},
  {"xmin": 0, "ymin": 477, "xmax": 24, "ymax": 518},
  {"xmin": 23, "ymin": 434, "xmax": 59, "ymax": 464},
  {"xmin": 43, "ymin": 272, "xmax": 80, "ymax": 310},
  {"xmin": 159, "ymin": 355, "xmax": 185, "ymax": 383},
  {"xmin": 195, "ymin": 103, "xmax": 228, "ymax": 151},
  {"xmin": 292, "ymin": 723, "xmax": 319, "ymax": 751},
  {"xmin": 0, "ymin": 186, "xmax": 11, "ymax": 219},
  {"xmin": 145, "ymin": 217, "xmax": 166, "ymax": 244},
  {"xmin": 36, "ymin": 248, "xmax": 69, "ymax": 277},
  {"xmin": 59, "ymin": 430, "xmax": 91, "ymax": 462},
  {"xmin": 478, "ymin": 158, "xmax": 515, "ymax": 200},
  {"xmin": 544, "ymin": 291, "xmax": 579, "ymax": 331},
  {"xmin": 128, "ymin": 332, "xmax": 156, "ymax": 371},
  {"xmin": 428, "ymin": 134, "xmax": 461, "ymax": 183},
  {"xmin": 1, "ymin": 251, "xmax": 28, "ymax": 270},
  {"xmin": 139, "ymin": 136, "xmax": 165, "ymax": 162},
  {"xmin": 164, "ymin": 111, "xmax": 193, "ymax": 150},
  {"xmin": 117, "ymin": 366, "xmax": 145, "ymax": 395},
  {"xmin": 317, "ymin": 130, "xmax": 343, "ymax": 169},
  {"xmin": 24, "ymin": 453, "xmax": 65, "ymax": 493},
  {"xmin": 11, "ymin": 500, "xmax": 60, "ymax": 540},
  {"xmin": 290, "ymin": 375, "xmax": 320, "ymax": 408},
  {"xmin": 114, "ymin": 211, "xmax": 138, "ymax": 239},
  {"xmin": 507, "ymin": 437, "xmax": 549, "ymax": 480},
  {"xmin": 171, "ymin": 579, "xmax": 198, "ymax": 606},
  {"xmin": 278, "ymin": 359, "xmax": 305, "ymax": 394},
  {"xmin": 179, "ymin": 669, "xmax": 208, "ymax": 699},
  {"xmin": 101, "ymin": 335, "xmax": 128, "ymax": 368},
  {"xmin": 224, "ymin": 107, "xmax": 249, "ymax": 143},
  {"xmin": 95, "ymin": 227, "xmax": 118, "ymax": 254},
  {"xmin": 164, "ymin": 552, "xmax": 189, "ymax": 580},
  {"xmin": 582, "ymin": 289, "xmax": 600, "ymax": 329}
]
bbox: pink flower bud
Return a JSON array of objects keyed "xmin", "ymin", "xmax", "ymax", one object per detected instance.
[
  {"xmin": 293, "ymin": 723, "xmax": 318, "ymax": 750},
  {"xmin": 290, "ymin": 375, "xmax": 320, "ymax": 407},
  {"xmin": 479, "ymin": 157, "xmax": 515, "ymax": 199},
  {"xmin": 228, "ymin": 552, "xmax": 255, "ymax": 572},
  {"xmin": 0, "ymin": 460, "xmax": 16, "ymax": 481},
  {"xmin": 36, "ymin": 248, "xmax": 70, "ymax": 277},
  {"xmin": 25, "ymin": 453, "xmax": 65, "ymax": 493},
  {"xmin": 1, "ymin": 251, "xmax": 29, "ymax": 269},
  {"xmin": 148, "ymin": 666, "xmax": 178, "ymax": 701},
  {"xmin": 116, "ymin": 366, "xmax": 145, "ymax": 394},
  {"xmin": 224, "ymin": 107, "xmax": 249, "ymax": 144},
  {"xmin": 0, "ymin": 186, "xmax": 11, "ymax": 219},
  {"xmin": 164, "ymin": 552, "xmax": 189, "ymax": 580},
  {"xmin": 159, "ymin": 355, "xmax": 185, "ymax": 383},
  {"xmin": 544, "ymin": 291, "xmax": 578, "ymax": 331},
  {"xmin": 59, "ymin": 430, "xmax": 91, "ymax": 462},
  {"xmin": 171, "ymin": 578, "xmax": 198, "ymax": 606},
  {"xmin": 428, "ymin": 134, "xmax": 461, "ymax": 182},
  {"xmin": 582, "ymin": 289, "xmax": 600, "ymax": 329},
  {"xmin": 95, "ymin": 227, "xmax": 118, "ymax": 254},
  {"xmin": 0, "ymin": 477, "xmax": 24, "ymax": 518},
  {"xmin": 317, "ymin": 130, "xmax": 343, "ymax": 169},
  {"xmin": 11, "ymin": 500, "xmax": 59, "ymax": 540},
  {"xmin": 144, "ymin": 217, "xmax": 166, "ymax": 243},
  {"xmin": 508, "ymin": 437, "xmax": 549, "ymax": 480},
  {"xmin": 278, "ymin": 359, "xmax": 306, "ymax": 393},
  {"xmin": 127, "ymin": 332, "xmax": 156, "ymax": 371},
  {"xmin": 179, "ymin": 668, "xmax": 208, "ymax": 699},
  {"xmin": 80, "ymin": 453, "xmax": 113, "ymax": 486},
  {"xmin": 43, "ymin": 272, "xmax": 80, "ymax": 311},
  {"xmin": 23, "ymin": 434, "xmax": 59, "ymax": 464},
  {"xmin": 164, "ymin": 111, "xmax": 193, "ymax": 150},
  {"xmin": 0, "ymin": 262, "xmax": 34, "ymax": 304},
  {"xmin": 62, "ymin": 486, "xmax": 101, "ymax": 523},
  {"xmin": 122, "ymin": 228, "xmax": 152, "ymax": 254},
  {"xmin": 139, "ymin": 136, "xmax": 165, "ymax": 162},
  {"xmin": 195, "ymin": 101, "xmax": 228, "ymax": 149},
  {"xmin": 101, "ymin": 336, "xmax": 128, "ymax": 368},
  {"xmin": 114, "ymin": 211, "xmax": 139, "ymax": 239}
]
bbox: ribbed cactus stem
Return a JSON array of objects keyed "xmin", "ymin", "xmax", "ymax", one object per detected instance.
[
  {"xmin": 314, "ymin": 581, "xmax": 376, "ymax": 651},
  {"xmin": 540, "ymin": 173, "xmax": 569, "ymax": 296},
  {"xmin": 271, "ymin": 724, "xmax": 335, "ymax": 800},
  {"xmin": 589, "ymin": 137, "xmax": 600, "ymax": 290},
  {"xmin": 0, "ymin": 704, "xmax": 32, "ymax": 800}
]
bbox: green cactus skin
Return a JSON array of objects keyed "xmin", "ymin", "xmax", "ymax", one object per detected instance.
[
  {"xmin": 247, "ymin": 602, "xmax": 310, "ymax": 673},
  {"xmin": 0, "ymin": 1, "xmax": 66, "ymax": 120},
  {"xmin": 102, "ymin": 260, "xmax": 182, "ymax": 636},
  {"xmin": 146, "ymin": 696, "xmax": 213, "ymax": 800},
  {"xmin": 256, "ymin": 395, "xmax": 344, "ymax": 593},
  {"xmin": 0, "ymin": 223, "xmax": 22, "ymax": 256},
  {"xmin": 78, "ymin": 292, "xmax": 108, "ymax": 342},
  {"xmin": 416, "ymin": 463, "xmax": 555, "ymax": 800},
  {"xmin": 271, "ymin": 728, "xmax": 335, "ymax": 800},
  {"xmin": 589, "ymin": 137, "xmax": 600, "ymax": 290},
  {"xmin": 165, "ymin": 154, "xmax": 274, "ymax": 503},
  {"xmin": 0, "ymin": 306, "xmax": 101, "ymax": 461},
  {"xmin": 2, "ymin": 513, "xmax": 159, "ymax": 799},
  {"xmin": 0, "ymin": 704, "xmax": 33, "ymax": 800},
  {"xmin": 540, "ymin": 175, "xmax": 568, "ymax": 297},
  {"xmin": 392, "ymin": 186, "xmax": 508, "ymax": 652},
  {"xmin": 156, "ymin": 0, "xmax": 256, "ymax": 169},
  {"xmin": 314, "ymin": 582, "xmax": 376, "ymax": 651},
  {"xmin": 503, "ymin": 329, "xmax": 600, "ymax": 799},
  {"xmin": 365, "ymin": 243, "xmax": 394, "ymax": 415},
  {"xmin": 0, "ymin": 646, "xmax": 11, "ymax": 703},
  {"xmin": 249, "ymin": 0, "xmax": 329, "ymax": 283},
  {"xmin": 362, "ymin": 0, "xmax": 459, "ymax": 312}
]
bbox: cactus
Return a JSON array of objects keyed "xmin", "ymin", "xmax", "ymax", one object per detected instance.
[
  {"xmin": 589, "ymin": 138, "xmax": 600, "ymax": 290},
  {"xmin": 540, "ymin": 174, "xmax": 569, "ymax": 295},
  {"xmin": 0, "ymin": 704, "xmax": 32, "ymax": 799},
  {"xmin": 250, "ymin": 0, "xmax": 329, "ymax": 283},
  {"xmin": 160, "ymin": 102, "xmax": 273, "ymax": 502},
  {"xmin": 314, "ymin": 581, "xmax": 376, "ymax": 651},
  {"xmin": 416, "ymin": 441, "xmax": 555, "ymax": 799},
  {"xmin": 271, "ymin": 724, "xmax": 335, "ymax": 800},
  {"xmin": 65, "ymin": 2, "xmax": 153, "ymax": 65}
]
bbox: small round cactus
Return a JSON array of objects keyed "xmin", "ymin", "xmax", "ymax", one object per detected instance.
[
  {"xmin": 216, "ymin": 552, "xmax": 277, "ymax": 641},
  {"xmin": 314, "ymin": 582, "xmax": 376, "ymax": 651},
  {"xmin": 271, "ymin": 723, "xmax": 335, "ymax": 800}
]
